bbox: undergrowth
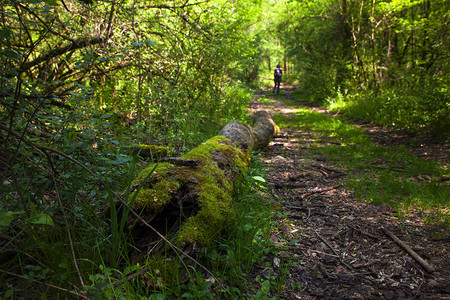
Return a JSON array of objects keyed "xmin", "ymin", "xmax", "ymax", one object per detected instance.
[
  {"xmin": 0, "ymin": 150, "xmax": 278, "ymax": 298},
  {"xmin": 0, "ymin": 80, "xmax": 264, "ymax": 297},
  {"xmin": 323, "ymin": 87, "xmax": 449, "ymax": 141},
  {"xmin": 271, "ymin": 98, "xmax": 449, "ymax": 228}
]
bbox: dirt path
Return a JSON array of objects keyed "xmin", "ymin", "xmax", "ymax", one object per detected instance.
[{"xmin": 249, "ymin": 89, "xmax": 449, "ymax": 299}]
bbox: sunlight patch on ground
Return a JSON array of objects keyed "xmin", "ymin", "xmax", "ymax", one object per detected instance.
[{"xmin": 278, "ymin": 107, "xmax": 301, "ymax": 114}]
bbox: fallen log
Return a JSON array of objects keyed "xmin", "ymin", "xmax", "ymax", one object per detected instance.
[{"xmin": 122, "ymin": 111, "xmax": 277, "ymax": 250}]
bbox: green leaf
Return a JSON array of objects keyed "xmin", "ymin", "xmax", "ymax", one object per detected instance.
[
  {"xmin": 123, "ymin": 264, "xmax": 141, "ymax": 276},
  {"xmin": 0, "ymin": 211, "xmax": 24, "ymax": 227},
  {"xmin": 7, "ymin": 68, "xmax": 19, "ymax": 76},
  {"xmin": 4, "ymin": 288, "xmax": 14, "ymax": 298},
  {"xmin": 242, "ymin": 223, "xmax": 252, "ymax": 231},
  {"xmin": 30, "ymin": 202, "xmax": 37, "ymax": 217},
  {"xmin": 29, "ymin": 213, "xmax": 54, "ymax": 226},
  {"xmin": 68, "ymin": 131, "xmax": 77, "ymax": 140},
  {"xmin": 144, "ymin": 39, "xmax": 156, "ymax": 47},
  {"xmin": 131, "ymin": 42, "xmax": 143, "ymax": 48},
  {"xmin": 289, "ymin": 239, "xmax": 299, "ymax": 245},
  {"xmin": 251, "ymin": 176, "xmax": 265, "ymax": 183},
  {"xmin": 261, "ymin": 280, "xmax": 270, "ymax": 294},
  {"xmin": 1, "ymin": 49, "xmax": 21, "ymax": 60},
  {"xmin": 0, "ymin": 28, "xmax": 12, "ymax": 38}
]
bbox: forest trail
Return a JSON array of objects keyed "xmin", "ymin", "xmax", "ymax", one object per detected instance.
[{"xmin": 248, "ymin": 88, "xmax": 449, "ymax": 299}]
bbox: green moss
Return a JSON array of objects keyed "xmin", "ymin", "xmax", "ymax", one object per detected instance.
[
  {"xmin": 131, "ymin": 180, "xmax": 180, "ymax": 211},
  {"xmin": 130, "ymin": 162, "xmax": 180, "ymax": 212},
  {"xmin": 178, "ymin": 182, "xmax": 236, "ymax": 245},
  {"xmin": 176, "ymin": 136, "xmax": 249, "ymax": 245},
  {"xmin": 130, "ymin": 135, "xmax": 250, "ymax": 246},
  {"xmin": 181, "ymin": 135, "xmax": 228, "ymax": 162},
  {"xmin": 132, "ymin": 144, "xmax": 169, "ymax": 159},
  {"xmin": 274, "ymin": 123, "xmax": 280, "ymax": 135},
  {"xmin": 182, "ymin": 135, "xmax": 248, "ymax": 173},
  {"xmin": 132, "ymin": 162, "xmax": 174, "ymax": 185}
]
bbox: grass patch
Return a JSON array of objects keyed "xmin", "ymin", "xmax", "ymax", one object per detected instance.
[
  {"xmin": 324, "ymin": 88, "xmax": 450, "ymax": 141},
  {"xmin": 272, "ymin": 101, "xmax": 449, "ymax": 228},
  {"xmin": 198, "ymin": 154, "xmax": 279, "ymax": 298}
]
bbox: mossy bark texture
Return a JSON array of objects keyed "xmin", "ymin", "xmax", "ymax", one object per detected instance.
[{"xmin": 126, "ymin": 111, "xmax": 276, "ymax": 248}]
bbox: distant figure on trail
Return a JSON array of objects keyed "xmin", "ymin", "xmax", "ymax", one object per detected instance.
[{"xmin": 273, "ymin": 64, "xmax": 282, "ymax": 95}]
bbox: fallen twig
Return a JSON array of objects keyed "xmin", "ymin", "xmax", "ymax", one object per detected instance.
[
  {"xmin": 289, "ymin": 245, "xmax": 339, "ymax": 258},
  {"xmin": 380, "ymin": 227, "xmax": 435, "ymax": 273},
  {"xmin": 301, "ymin": 185, "xmax": 340, "ymax": 199},
  {"xmin": 314, "ymin": 230, "xmax": 352, "ymax": 270},
  {"xmin": 348, "ymin": 225, "xmax": 380, "ymax": 241},
  {"xmin": 51, "ymin": 173, "xmax": 84, "ymax": 287},
  {"xmin": 304, "ymin": 207, "xmax": 311, "ymax": 222},
  {"xmin": 271, "ymin": 181, "xmax": 307, "ymax": 189},
  {"xmin": 0, "ymin": 269, "xmax": 87, "ymax": 299}
]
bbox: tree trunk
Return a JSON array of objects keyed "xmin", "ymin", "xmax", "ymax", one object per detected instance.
[{"xmin": 121, "ymin": 111, "xmax": 277, "ymax": 251}]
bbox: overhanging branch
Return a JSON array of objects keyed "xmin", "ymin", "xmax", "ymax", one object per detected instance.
[{"xmin": 20, "ymin": 36, "xmax": 106, "ymax": 72}]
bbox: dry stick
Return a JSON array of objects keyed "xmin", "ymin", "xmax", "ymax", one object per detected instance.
[
  {"xmin": 348, "ymin": 225, "xmax": 380, "ymax": 241},
  {"xmin": 289, "ymin": 245, "xmax": 339, "ymax": 258},
  {"xmin": 301, "ymin": 185, "xmax": 340, "ymax": 199},
  {"xmin": 314, "ymin": 230, "xmax": 353, "ymax": 270},
  {"xmin": 0, "ymin": 269, "xmax": 88, "ymax": 299},
  {"xmin": 304, "ymin": 207, "xmax": 311, "ymax": 222},
  {"xmin": 0, "ymin": 124, "xmax": 96, "ymax": 177},
  {"xmin": 380, "ymin": 227, "xmax": 435, "ymax": 273}
]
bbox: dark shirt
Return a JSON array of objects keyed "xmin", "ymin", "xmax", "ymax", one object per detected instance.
[
  {"xmin": 274, "ymin": 68, "xmax": 283, "ymax": 81},
  {"xmin": 274, "ymin": 68, "xmax": 283, "ymax": 76}
]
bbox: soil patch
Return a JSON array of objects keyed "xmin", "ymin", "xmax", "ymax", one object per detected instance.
[{"xmin": 249, "ymin": 88, "xmax": 449, "ymax": 299}]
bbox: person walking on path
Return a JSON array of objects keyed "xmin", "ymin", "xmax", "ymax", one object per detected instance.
[{"xmin": 273, "ymin": 64, "xmax": 283, "ymax": 95}]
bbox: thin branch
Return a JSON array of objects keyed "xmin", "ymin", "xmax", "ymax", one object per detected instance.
[
  {"xmin": 0, "ymin": 125, "xmax": 96, "ymax": 177},
  {"xmin": 105, "ymin": 1, "xmax": 116, "ymax": 38},
  {"xmin": 12, "ymin": 0, "xmax": 77, "ymax": 44},
  {"xmin": 0, "ymin": 269, "xmax": 88, "ymax": 299},
  {"xmin": 51, "ymin": 172, "xmax": 85, "ymax": 287},
  {"xmin": 0, "ymin": 93, "xmax": 73, "ymax": 110},
  {"xmin": 301, "ymin": 185, "xmax": 340, "ymax": 199},
  {"xmin": 348, "ymin": 225, "xmax": 380, "ymax": 241},
  {"xmin": 381, "ymin": 227, "xmax": 435, "ymax": 273},
  {"xmin": 20, "ymin": 36, "xmax": 105, "ymax": 72},
  {"xmin": 314, "ymin": 230, "xmax": 353, "ymax": 270},
  {"xmin": 138, "ymin": 1, "xmax": 209, "ymax": 10}
]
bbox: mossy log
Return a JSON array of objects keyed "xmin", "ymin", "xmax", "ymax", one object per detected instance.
[{"xmin": 123, "ymin": 111, "xmax": 276, "ymax": 251}]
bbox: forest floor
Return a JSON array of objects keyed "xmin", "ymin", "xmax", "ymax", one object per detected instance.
[{"xmin": 247, "ymin": 87, "xmax": 449, "ymax": 299}]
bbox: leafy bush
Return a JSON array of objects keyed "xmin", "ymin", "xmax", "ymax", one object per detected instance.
[{"xmin": 326, "ymin": 85, "xmax": 449, "ymax": 140}]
